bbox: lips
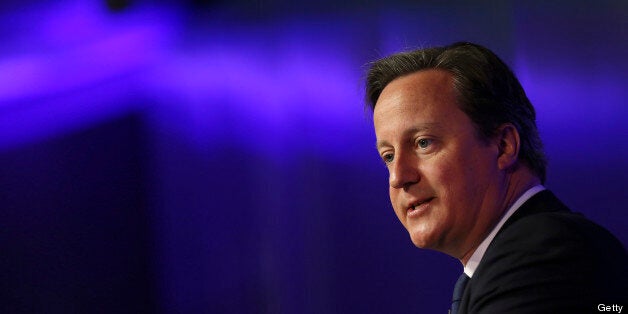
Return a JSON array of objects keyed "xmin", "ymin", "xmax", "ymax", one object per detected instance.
[{"xmin": 407, "ymin": 197, "xmax": 435, "ymax": 216}]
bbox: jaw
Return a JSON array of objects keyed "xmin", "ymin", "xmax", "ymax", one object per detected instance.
[{"xmin": 404, "ymin": 214, "xmax": 467, "ymax": 258}]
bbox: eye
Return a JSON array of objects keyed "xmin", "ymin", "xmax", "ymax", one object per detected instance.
[
  {"xmin": 382, "ymin": 153, "xmax": 394, "ymax": 164},
  {"xmin": 417, "ymin": 138, "xmax": 433, "ymax": 149}
]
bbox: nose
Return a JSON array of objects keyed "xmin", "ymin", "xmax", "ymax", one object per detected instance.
[{"xmin": 389, "ymin": 151, "xmax": 419, "ymax": 189}]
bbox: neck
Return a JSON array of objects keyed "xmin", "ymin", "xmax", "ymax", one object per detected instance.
[{"xmin": 458, "ymin": 167, "xmax": 541, "ymax": 266}]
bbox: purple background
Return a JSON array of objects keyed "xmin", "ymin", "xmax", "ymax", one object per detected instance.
[{"xmin": 1, "ymin": 0, "xmax": 626, "ymax": 313}]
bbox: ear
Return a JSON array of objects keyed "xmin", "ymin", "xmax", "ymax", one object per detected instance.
[{"xmin": 495, "ymin": 123, "xmax": 520, "ymax": 170}]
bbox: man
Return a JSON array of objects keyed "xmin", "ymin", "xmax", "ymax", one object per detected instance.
[{"xmin": 365, "ymin": 42, "xmax": 627, "ymax": 313}]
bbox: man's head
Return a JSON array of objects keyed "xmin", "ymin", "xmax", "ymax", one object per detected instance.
[
  {"xmin": 367, "ymin": 42, "xmax": 546, "ymax": 182},
  {"xmin": 366, "ymin": 42, "xmax": 545, "ymax": 261}
]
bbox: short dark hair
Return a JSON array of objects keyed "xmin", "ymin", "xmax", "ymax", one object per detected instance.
[{"xmin": 365, "ymin": 42, "xmax": 547, "ymax": 183}]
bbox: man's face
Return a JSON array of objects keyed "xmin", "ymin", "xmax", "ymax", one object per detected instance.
[{"xmin": 373, "ymin": 69, "xmax": 505, "ymax": 259}]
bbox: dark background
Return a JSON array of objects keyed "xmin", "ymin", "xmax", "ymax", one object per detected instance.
[{"xmin": 1, "ymin": 0, "xmax": 626, "ymax": 313}]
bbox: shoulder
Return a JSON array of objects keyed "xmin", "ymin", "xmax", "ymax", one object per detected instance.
[
  {"xmin": 497, "ymin": 209, "xmax": 624, "ymax": 255},
  {"xmin": 490, "ymin": 190, "xmax": 625, "ymax": 261},
  {"xmin": 464, "ymin": 197, "xmax": 627, "ymax": 313}
]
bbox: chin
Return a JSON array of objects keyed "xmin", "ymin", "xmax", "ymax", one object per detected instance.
[
  {"xmin": 409, "ymin": 233, "xmax": 430, "ymax": 249},
  {"xmin": 408, "ymin": 227, "xmax": 444, "ymax": 251}
]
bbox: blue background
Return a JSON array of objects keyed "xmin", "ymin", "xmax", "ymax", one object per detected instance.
[{"xmin": 1, "ymin": 0, "xmax": 626, "ymax": 313}]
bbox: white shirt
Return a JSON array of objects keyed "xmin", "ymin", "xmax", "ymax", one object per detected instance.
[{"xmin": 463, "ymin": 185, "xmax": 546, "ymax": 278}]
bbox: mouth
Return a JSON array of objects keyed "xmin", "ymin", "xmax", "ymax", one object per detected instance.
[{"xmin": 407, "ymin": 197, "xmax": 435, "ymax": 216}]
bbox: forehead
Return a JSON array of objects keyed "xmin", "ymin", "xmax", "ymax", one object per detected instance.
[
  {"xmin": 380, "ymin": 69, "xmax": 455, "ymax": 103},
  {"xmin": 373, "ymin": 69, "xmax": 462, "ymax": 127}
]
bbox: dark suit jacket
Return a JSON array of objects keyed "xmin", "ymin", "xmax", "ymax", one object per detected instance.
[{"xmin": 459, "ymin": 190, "xmax": 627, "ymax": 313}]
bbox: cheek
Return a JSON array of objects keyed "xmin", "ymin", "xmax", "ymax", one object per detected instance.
[
  {"xmin": 421, "ymin": 156, "xmax": 459, "ymax": 191},
  {"xmin": 436, "ymin": 152, "xmax": 496, "ymax": 213},
  {"xmin": 425, "ymin": 156, "xmax": 472, "ymax": 207}
]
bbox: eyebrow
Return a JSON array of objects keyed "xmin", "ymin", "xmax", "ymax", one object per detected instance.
[{"xmin": 375, "ymin": 123, "xmax": 442, "ymax": 150}]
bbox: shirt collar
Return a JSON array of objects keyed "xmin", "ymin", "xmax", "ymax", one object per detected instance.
[{"xmin": 463, "ymin": 185, "xmax": 546, "ymax": 278}]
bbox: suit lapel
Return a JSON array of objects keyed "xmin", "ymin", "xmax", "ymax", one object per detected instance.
[{"xmin": 457, "ymin": 190, "xmax": 571, "ymax": 313}]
